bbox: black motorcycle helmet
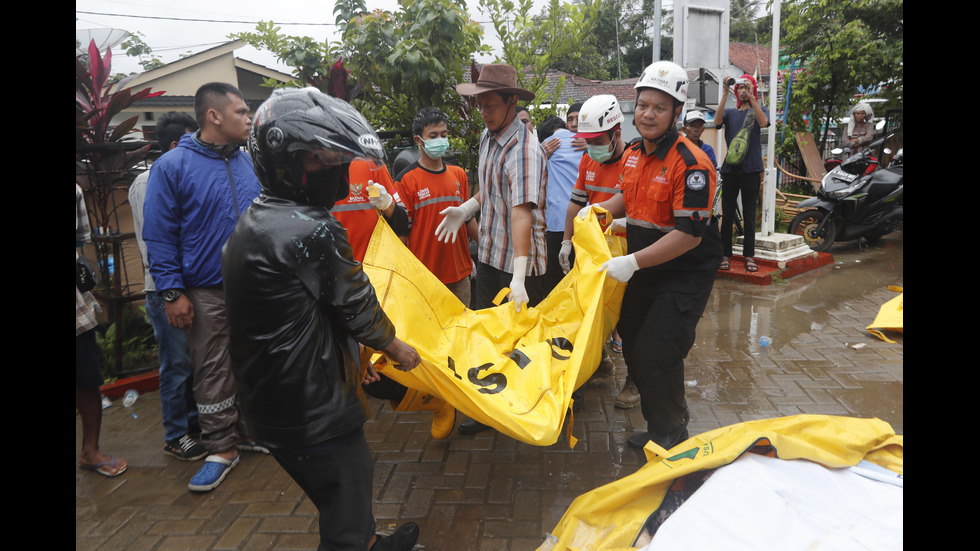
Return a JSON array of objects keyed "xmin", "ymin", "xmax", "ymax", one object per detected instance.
[{"xmin": 249, "ymin": 87, "xmax": 386, "ymax": 207}]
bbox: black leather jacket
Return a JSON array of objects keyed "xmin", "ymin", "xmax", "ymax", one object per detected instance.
[{"xmin": 222, "ymin": 195, "xmax": 396, "ymax": 449}]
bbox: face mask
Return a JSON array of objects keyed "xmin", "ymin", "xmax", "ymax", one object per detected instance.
[
  {"xmin": 586, "ymin": 141, "xmax": 614, "ymax": 163},
  {"xmin": 420, "ymin": 137, "xmax": 450, "ymax": 160}
]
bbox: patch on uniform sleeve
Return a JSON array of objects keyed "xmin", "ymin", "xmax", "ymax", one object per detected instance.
[{"xmin": 683, "ymin": 169, "xmax": 710, "ymax": 208}]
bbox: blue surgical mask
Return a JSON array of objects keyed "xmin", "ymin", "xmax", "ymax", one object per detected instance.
[
  {"xmin": 586, "ymin": 142, "xmax": 613, "ymax": 163},
  {"xmin": 420, "ymin": 137, "xmax": 450, "ymax": 160}
]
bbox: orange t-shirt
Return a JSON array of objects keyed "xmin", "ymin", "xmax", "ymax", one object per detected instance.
[
  {"xmin": 331, "ymin": 161, "xmax": 402, "ymax": 262},
  {"xmin": 573, "ymin": 154, "xmax": 624, "ymax": 205},
  {"xmin": 395, "ymin": 162, "xmax": 473, "ymax": 284}
]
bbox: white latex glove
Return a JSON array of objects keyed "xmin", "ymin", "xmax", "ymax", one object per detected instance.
[
  {"xmin": 598, "ymin": 253, "xmax": 639, "ymax": 283},
  {"xmin": 367, "ymin": 181, "xmax": 393, "ymax": 210},
  {"xmin": 435, "ymin": 197, "xmax": 480, "ymax": 243},
  {"xmin": 609, "ymin": 217, "xmax": 627, "ymax": 234},
  {"xmin": 576, "ymin": 204, "xmax": 593, "ymax": 220},
  {"xmin": 558, "ymin": 240, "xmax": 573, "ymax": 274},
  {"xmin": 509, "ymin": 256, "xmax": 529, "ymax": 312}
]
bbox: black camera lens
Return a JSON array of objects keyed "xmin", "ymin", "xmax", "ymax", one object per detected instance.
[{"xmin": 726, "ymin": 78, "xmax": 736, "ymax": 86}]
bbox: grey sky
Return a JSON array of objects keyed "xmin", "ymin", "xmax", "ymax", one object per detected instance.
[{"xmin": 76, "ymin": 0, "xmax": 513, "ymax": 77}]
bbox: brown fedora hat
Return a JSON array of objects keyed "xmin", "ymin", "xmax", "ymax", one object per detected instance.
[{"xmin": 456, "ymin": 63, "xmax": 535, "ymax": 101}]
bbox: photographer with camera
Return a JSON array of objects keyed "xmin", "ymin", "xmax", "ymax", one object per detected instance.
[{"xmin": 713, "ymin": 74, "xmax": 769, "ymax": 273}]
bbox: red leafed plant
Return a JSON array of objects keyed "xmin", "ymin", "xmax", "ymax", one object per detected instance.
[{"xmin": 76, "ymin": 39, "xmax": 165, "ymax": 231}]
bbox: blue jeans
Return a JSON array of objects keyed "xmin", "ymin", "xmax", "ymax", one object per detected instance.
[{"xmin": 145, "ymin": 291, "xmax": 198, "ymax": 441}]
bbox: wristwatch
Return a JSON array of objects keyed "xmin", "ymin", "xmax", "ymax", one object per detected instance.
[{"xmin": 162, "ymin": 288, "xmax": 185, "ymax": 303}]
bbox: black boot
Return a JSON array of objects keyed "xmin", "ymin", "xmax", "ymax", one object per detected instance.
[{"xmin": 370, "ymin": 522, "xmax": 419, "ymax": 551}]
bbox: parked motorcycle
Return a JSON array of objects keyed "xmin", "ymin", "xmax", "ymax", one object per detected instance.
[{"xmin": 788, "ymin": 137, "xmax": 903, "ymax": 252}]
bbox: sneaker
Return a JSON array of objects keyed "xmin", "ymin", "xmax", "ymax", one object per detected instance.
[
  {"xmin": 188, "ymin": 454, "xmax": 239, "ymax": 492},
  {"xmin": 370, "ymin": 522, "xmax": 420, "ymax": 551},
  {"xmin": 236, "ymin": 439, "xmax": 270, "ymax": 454},
  {"xmin": 163, "ymin": 434, "xmax": 208, "ymax": 461},
  {"xmin": 614, "ymin": 376, "xmax": 640, "ymax": 409}
]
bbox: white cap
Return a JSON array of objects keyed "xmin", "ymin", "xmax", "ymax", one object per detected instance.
[{"xmin": 684, "ymin": 111, "xmax": 706, "ymax": 124}]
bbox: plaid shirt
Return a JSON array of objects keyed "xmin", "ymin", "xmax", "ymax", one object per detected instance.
[
  {"xmin": 76, "ymin": 185, "xmax": 100, "ymax": 335},
  {"xmin": 477, "ymin": 116, "xmax": 548, "ymax": 275}
]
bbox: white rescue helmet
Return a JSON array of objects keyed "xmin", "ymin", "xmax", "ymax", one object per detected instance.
[
  {"xmin": 634, "ymin": 61, "xmax": 689, "ymax": 104},
  {"xmin": 574, "ymin": 94, "xmax": 624, "ymax": 139}
]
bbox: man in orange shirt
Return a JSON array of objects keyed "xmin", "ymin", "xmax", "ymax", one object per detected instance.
[
  {"xmin": 331, "ymin": 159, "xmax": 409, "ymax": 262},
  {"xmin": 559, "ymin": 94, "xmax": 632, "ymax": 404},
  {"xmin": 584, "ymin": 62, "xmax": 722, "ymax": 451},
  {"xmin": 331, "ymin": 142, "xmax": 454, "ymax": 440},
  {"xmin": 395, "ymin": 107, "xmax": 478, "ymax": 306}
]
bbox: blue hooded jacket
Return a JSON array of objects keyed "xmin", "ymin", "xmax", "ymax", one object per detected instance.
[{"xmin": 142, "ymin": 132, "xmax": 261, "ymax": 291}]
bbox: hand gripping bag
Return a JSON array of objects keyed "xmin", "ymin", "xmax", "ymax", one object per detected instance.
[{"xmin": 361, "ymin": 206, "xmax": 626, "ymax": 447}]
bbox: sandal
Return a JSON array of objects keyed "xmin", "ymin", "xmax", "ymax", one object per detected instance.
[
  {"xmin": 744, "ymin": 257, "xmax": 758, "ymax": 273},
  {"xmin": 719, "ymin": 257, "xmax": 730, "ymax": 271},
  {"xmin": 79, "ymin": 456, "xmax": 127, "ymax": 478},
  {"xmin": 611, "ymin": 339, "xmax": 622, "ymax": 354}
]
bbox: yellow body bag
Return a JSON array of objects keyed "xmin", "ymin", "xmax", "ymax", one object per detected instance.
[
  {"xmin": 868, "ymin": 286, "xmax": 903, "ymax": 343},
  {"xmin": 538, "ymin": 414, "xmax": 903, "ymax": 550},
  {"xmin": 363, "ymin": 207, "xmax": 626, "ymax": 447}
]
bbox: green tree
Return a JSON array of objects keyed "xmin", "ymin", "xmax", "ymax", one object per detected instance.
[
  {"xmin": 729, "ymin": 0, "xmax": 769, "ymax": 44},
  {"xmin": 232, "ymin": 0, "xmax": 488, "ymax": 171},
  {"xmin": 120, "ymin": 31, "xmax": 165, "ymax": 73},
  {"xmin": 477, "ymin": 0, "xmax": 599, "ymax": 119},
  {"xmin": 780, "ymin": 0, "xmax": 903, "ymax": 151}
]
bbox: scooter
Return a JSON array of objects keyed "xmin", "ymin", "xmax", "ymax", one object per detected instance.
[{"xmin": 788, "ymin": 137, "xmax": 903, "ymax": 252}]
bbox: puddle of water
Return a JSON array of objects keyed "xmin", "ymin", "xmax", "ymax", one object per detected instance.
[{"xmin": 700, "ymin": 230, "xmax": 903, "ymax": 358}]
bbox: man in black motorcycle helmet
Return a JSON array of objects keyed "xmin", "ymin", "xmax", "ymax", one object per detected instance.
[{"xmin": 222, "ymin": 87, "xmax": 421, "ymax": 551}]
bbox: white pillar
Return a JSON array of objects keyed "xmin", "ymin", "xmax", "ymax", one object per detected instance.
[{"xmin": 761, "ymin": 0, "xmax": 781, "ymax": 236}]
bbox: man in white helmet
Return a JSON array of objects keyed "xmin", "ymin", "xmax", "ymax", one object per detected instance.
[
  {"xmin": 581, "ymin": 61, "xmax": 722, "ymax": 451},
  {"xmin": 559, "ymin": 94, "xmax": 628, "ymax": 396}
]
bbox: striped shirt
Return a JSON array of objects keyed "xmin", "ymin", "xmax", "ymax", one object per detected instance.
[
  {"xmin": 477, "ymin": 116, "xmax": 548, "ymax": 275},
  {"xmin": 76, "ymin": 185, "xmax": 100, "ymax": 335}
]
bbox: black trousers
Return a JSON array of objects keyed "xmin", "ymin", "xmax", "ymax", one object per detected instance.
[
  {"xmin": 721, "ymin": 171, "xmax": 761, "ymax": 258},
  {"xmin": 473, "ymin": 261, "xmax": 547, "ymax": 310},
  {"xmin": 618, "ymin": 272, "xmax": 715, "ymax": 446},
  {"xmin": 544, "ymin": 231, "xmax": 573, "ymax": 296},
  {"xmin": 269, "ymin": 431, "xmax": 376, "ymax": 551}
]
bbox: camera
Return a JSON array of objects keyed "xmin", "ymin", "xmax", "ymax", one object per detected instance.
[{"xmin": 726, "ymin": 77, "xmax": 737, "ymax": 86}]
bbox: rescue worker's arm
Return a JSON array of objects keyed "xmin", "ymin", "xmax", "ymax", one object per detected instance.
[
  {"xmin": 632, "ymin": 230, "xmax": 702, "ymax": 269},
  {"xmin": 508, "ymin": 203, "xmax": 533, "ymax": 312},
  {"xmin": 435, "ymin": 191, "xmax": 481, "ymax": 243},
  {"xmin": 588, "ymin": 193, "xmax": 626, "ymax": 220}
]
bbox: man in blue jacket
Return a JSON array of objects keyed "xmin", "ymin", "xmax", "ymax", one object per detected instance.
[{"xmin": 142, "ymin": 82, "xmax": 263, "ymax": 492}]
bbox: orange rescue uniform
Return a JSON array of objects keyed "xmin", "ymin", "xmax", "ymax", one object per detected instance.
[
  {"xmin": 571, "ymin": 153, "xmax": 624, "ymax": 207},
  {"xmin": 619, "ymin": 133, "xmax": 720, "ymax": 275},
  {"xmin": 395, "ymin": 162, "xmax": 474, "ymax": 285},
  {"xmin": 331, "ymin": 161, "xmax": 404, "ymax": 262}
]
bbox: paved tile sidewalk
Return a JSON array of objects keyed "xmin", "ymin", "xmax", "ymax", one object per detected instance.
[{"xmin": 77, "ymin": 278, "xmax": 903, "ymax": 551}]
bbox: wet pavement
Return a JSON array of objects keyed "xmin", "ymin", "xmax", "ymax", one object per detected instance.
[{"xmin": 76, "ymin": 231, "xmax": 903, "ymax": 551}]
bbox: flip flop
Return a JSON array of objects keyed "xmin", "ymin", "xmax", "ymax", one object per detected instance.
[
  {"xmin": 611, "ymin": 339, "xmax": 623, "ymax": 353},
  {"xmin": 79, "ymin": 456, "xmax": 127, "ymax": 477}
]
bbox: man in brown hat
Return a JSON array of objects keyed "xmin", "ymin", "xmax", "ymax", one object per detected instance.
[{"xmin": 435, "ymin": 63, "xmax": 549, "ymax": 434}]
